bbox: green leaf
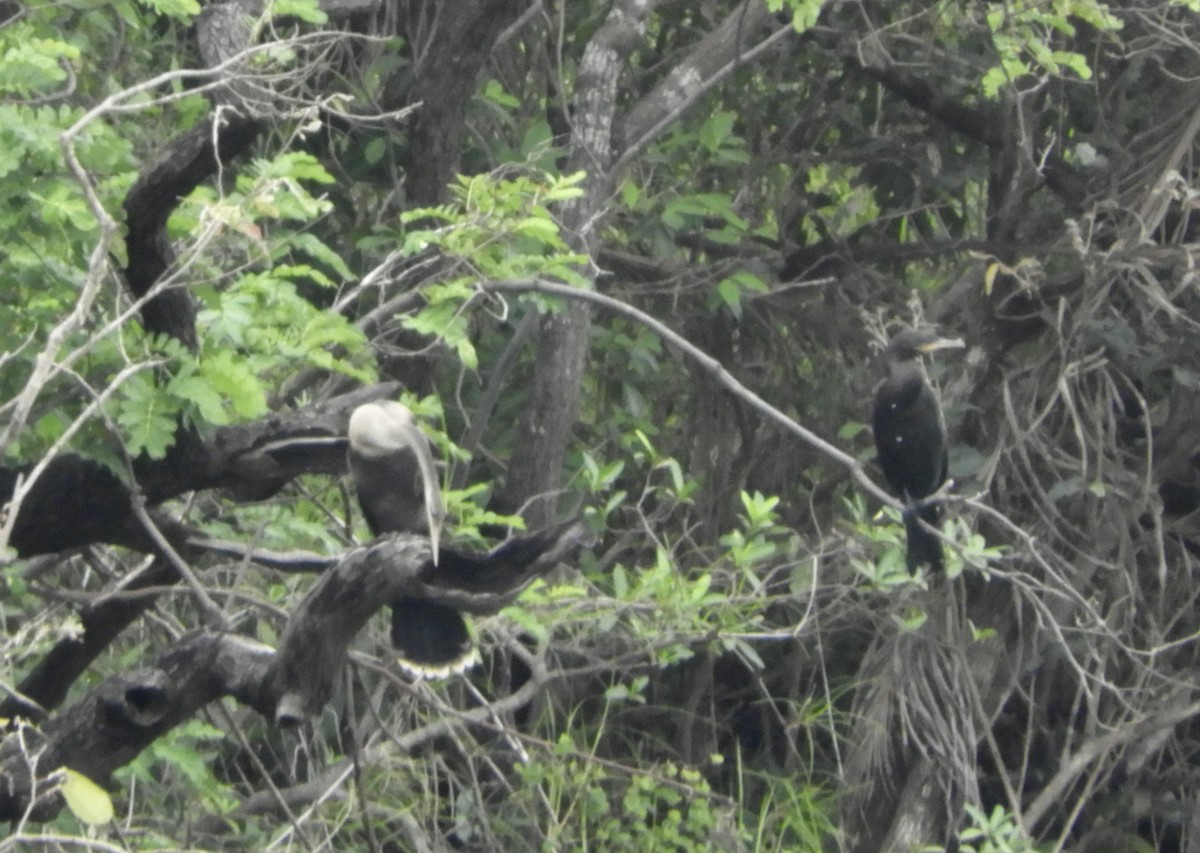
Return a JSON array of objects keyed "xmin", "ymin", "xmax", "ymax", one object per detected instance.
[
  {"xmin": 198, "ymin": 351, "xmax": 268, "ymax": 419},
  {"xmin": 139, "ymin": 0, "xmax": 200, "ymax": 17},
  {"xmin": 714, "ymin": 271, "xmax": 768, "ymax": 317},
  {"xmin": 1046, "ymin": 476, "xmax": 1082, "ymax": 502},
  {"xmin": 513, "ymin": 215, "xmax": 564, "ymax": 245},
  {"xmin": 716, "ymin": 277, "xmax": 743, "ymax": 316},
  {"xmin": 520, "ymin": 120, "xmax": 556, "ymax": 162},
  {"xmin": 268, "ymin": 151, "xmax": 334, "ymax": 183},
  {"xmin": 364, "ymin": 136, "xmax": 387, "ymax": 165},
  {"xmin": 401, "ymin": 299, "xmax": 477, "ymax": 369},
  {"xmin": 0, "ymin": 35, "xmax": 79, "ymax": 95},
  {"xmin": 970, "ymin": 622, "xmax": 997, "ymax": 642},
  {"xmin": 981, "ymin": 66, "xmax": 1013, "ymax": 99},
  {"xmin": 270, "ymin": 0, "xmax": 328, "ymax": 24},
  {"xmin": 170, "ymin": 373, "xmax": 230, "ymax": 425},
  {"xmin": 837, "ymin": 420, "xmax": 867, "ymax": 440},
  {"xmin": 612, "ymin": 564, "xmax": 629, "ymax": 599},
  {"xmin": 698, "ymin": 111, "xmax": 735, "ymax": 153},
  {"xmin": 115, "ymin": 371, "xmax": 181, "ymax": 459},
  {"xmin": 892, "ymin": 607, "xmax": 928, "ymax": 631},
  {"xmin": 502, "ymin": 604, "xmax": 550, "ymax": 646},
  {"xmin": 619, "ymin": 178, "xmax": 641, "ymax": 209},
  {"xmin": 284, "ymin": 234, "xmax": 355, "ymax": 281},
  {"xmin": 482, "ymin": 78, "xmax": 520, "ymax": 109}
]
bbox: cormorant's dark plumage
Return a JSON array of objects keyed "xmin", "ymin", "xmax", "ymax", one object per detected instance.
[
  {"xmin": 871, "ymin": 329, "xmax": 964, "ymax": 572},
  {"xmin": 348, "ymin": 401, "xmax": 473, "ymax": 677}
]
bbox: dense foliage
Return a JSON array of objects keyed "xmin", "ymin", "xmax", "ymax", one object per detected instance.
[{"xmin": 4, "ymin": 0, "xmax": 1200, "ymax": 850}]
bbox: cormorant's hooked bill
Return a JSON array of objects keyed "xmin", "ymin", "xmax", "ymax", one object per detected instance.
[
  {"xmin": 348, "ymin": 401, "xmax": 474, "ymax": 677},
  {"xmin": 871, "ymin": 329, "xmax": 964, "ymax": 573}
]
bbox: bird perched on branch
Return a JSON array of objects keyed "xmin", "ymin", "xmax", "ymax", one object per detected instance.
[
  {"xmin": 871, "ymin": 328, "xmax": 964, "ymax": 573},
  {"xmin": 347, "ymin": 401, "xmax": 474, "ymax": 677}
]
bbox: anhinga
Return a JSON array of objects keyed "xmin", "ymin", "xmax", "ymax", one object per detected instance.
[
  {"xmin": 348, "ymin": 401, "xmax": 475, "ymax": 677},
  {"xmin": 871, "ymin": 329, "xmax": 964, "ymax": 572}
]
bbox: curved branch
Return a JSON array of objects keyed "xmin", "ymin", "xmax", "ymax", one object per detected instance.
[
  {"xmin": 481, "ymin": 278, "xmax": 898, "ymax": 509},
  {"xmin": 123, "ymin": 2, "xmax": 274, "ymax": 350},
  {"xmin": 615, "ymin": 0, "xmax": 791, "ymax": 170},
  {"xmin": 122, "ymin": 113, "xmax": 262, "ymax": 349},
  {"xmin": 268, "ymin": 521, "xmax": 587, "ymax": 725},
  {"xmin": 0, "ymin": 383, "xmax": 400, "ymax": 562},
  {"xmin": 0, "ymin": 631, "xmax": 275, "ymax": 823}
]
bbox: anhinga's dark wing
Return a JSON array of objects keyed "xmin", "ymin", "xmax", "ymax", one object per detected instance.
[
  {"xmin": 873, "ymin": 369, "xmax": 948, "ymax": 573},
  {"xmin": 390, "ymin": 522, "xmax": 590, "ymax": 677},
  {"xmin": 348, "ymin": 445, "xmax": 427, "ymax": 538}
]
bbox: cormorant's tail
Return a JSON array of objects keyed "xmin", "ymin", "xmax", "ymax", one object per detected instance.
[
  {"xmin": 389, "ymin": 598, "xmax": 476, "ymax": 678},
  {"xmin": 903, "ymin": 501, "xmax": 943, "ymax": 573}
]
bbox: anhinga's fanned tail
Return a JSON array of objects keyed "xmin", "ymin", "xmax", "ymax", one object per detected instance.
[
  {"xmin": 389, "ymin": 598, "xmax": 476, "ymax": 678},
  {"xmin": 390, "ymin": 522, "xmax": 589, "ymax": 678}
]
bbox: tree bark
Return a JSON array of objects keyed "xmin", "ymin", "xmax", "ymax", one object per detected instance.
[
  {"xmin": 500, "ymin": 0, "xmax": 658, "ymax": 526},
  {"xmin": 389, "ymin": 0, "xmax": 527, "ymax": 205},
  {"xmin": 618, "ymin": 0, "xmax": 781, "ymax": 155}
]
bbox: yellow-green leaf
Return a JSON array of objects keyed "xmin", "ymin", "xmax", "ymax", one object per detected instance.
[
  {"xmin": 61, "ymin": 768, "xmax": 114, "ymax": 826},
  {"xmin": 984, "ymin": 261, "xmax": 1000, "ymax": 296}
]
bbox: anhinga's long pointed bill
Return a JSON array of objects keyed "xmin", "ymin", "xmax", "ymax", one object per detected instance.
[{"xmin": 392, "ymin": 418, "xmax": 445, "ymax": 566}]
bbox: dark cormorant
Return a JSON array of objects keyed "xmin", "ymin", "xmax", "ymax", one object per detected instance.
[
  {"xmin": 871, "ymin": 329, "xmax": 964, "ymax": 572},
  {"xmin": 348, "ymin": 401, "xmax": 475, "ymax": 677}
]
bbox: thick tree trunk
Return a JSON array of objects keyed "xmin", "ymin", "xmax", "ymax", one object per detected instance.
[
  {"xmin": 501, "ymin": 0, "xmax": 657, "ymax": 525},
  {"xmin": 501, "ymin": 0, "xmax": 789, "ymax": 526},
  {"xmin": 391, "ymin": 0, "xmax": 526, "ymax": 205},
  {"xmin": 505, "ymin": 300, "xmax": 595, "ymax": 526}
]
